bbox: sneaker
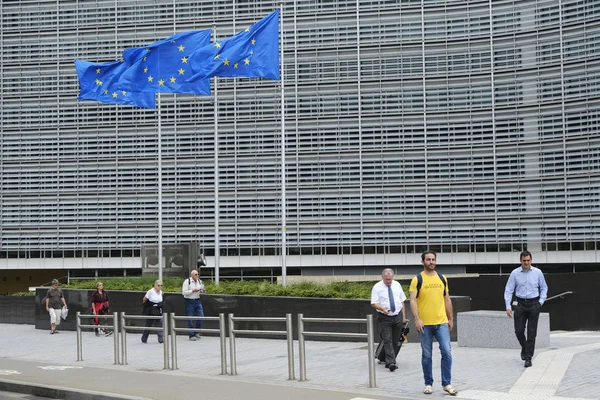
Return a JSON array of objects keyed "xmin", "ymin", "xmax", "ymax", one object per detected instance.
[
  {"xmin": 423, "ymin": 385, "xmax": 432, "ymax": 394},
  {"xmin": 443, "ymin": 385, "xmax": 458, "ymax": 396},
  {"xmin": 189, "ymin": 336, "xmax": 197, "ymax": 341},
  {"xmin": 98, "ymin": 329, "xmax": 105, "ymax": 335},
  {"xmin": 195, "ymin": 333, "xmax": 202, "ymax": 339}
]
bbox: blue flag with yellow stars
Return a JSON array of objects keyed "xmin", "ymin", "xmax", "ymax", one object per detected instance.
[
  {"xmin": 118, "ymin": 29, "xmax": 212, "ymax": 95},
  {"xmin": 186, "ymin": 10, "xmax": 280, "ymax": 82},
  {"xmin": 75, "ymin": 59, "xmax": 156, "ymax": 109}
]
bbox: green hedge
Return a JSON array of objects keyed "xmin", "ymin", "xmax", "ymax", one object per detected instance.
[{"xmin": 23, "ymin": 277, "xmax": 409, "ymax": 299}]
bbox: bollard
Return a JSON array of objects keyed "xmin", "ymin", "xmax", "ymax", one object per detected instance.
[
  {"xmin": 367, "ymin": 314, "xmax": 376, "ymax": 388},
  {"xmin": 219, "ymin": 313, "xmax": 227, "ymax": 375},
  {"xmin": 298, "ymin": 313, "xmax": 306, "ymax": 381},
  {"xmin": 286, "ymin": 313, "xmax": 295, "ymax": 380},
  {"xmin": 228, "ymin": 313, "xmax": 237, "ymax": 375},
  {"xmin": 76, "ymin": 312, "xmax": 82, "ymax": 361}
]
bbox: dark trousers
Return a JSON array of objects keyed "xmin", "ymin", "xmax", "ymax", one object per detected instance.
[
  {"xmin": 378, "ymin": 313, "xmax": 403, "ymax": 365},
  {"xmin": 513, "ymin": 300, "xmax": 541, "ymax": 360},
  {"xmin": 185, "ymin": 298, "xmax": 204, "ymax": 337},
  {"xmin": 141, "ymin": 306, "xmax": 164, "ymax": 343}
]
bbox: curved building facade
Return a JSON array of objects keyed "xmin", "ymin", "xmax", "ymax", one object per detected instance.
[{"xmin": 0, "ymin": 0, "xmax": 599, "ymax": 276}]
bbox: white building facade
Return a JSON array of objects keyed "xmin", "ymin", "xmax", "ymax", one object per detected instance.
[{"xmin": 0, "ymin": 0, "xmax": 599, "ymax": 276}]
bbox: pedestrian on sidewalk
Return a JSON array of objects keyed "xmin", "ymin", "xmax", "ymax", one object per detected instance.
[
  {"xmin": 409, "ymin": 251, "xmax": 457, "ymax": 396},
  {"xmin": 91, "ymin": 282, "xmax": 111, "ymax": 336},
  {"xmin": 45, "ymin": 279, "xmax": 68, "ymax": 335},
  {"xmin": 504, "ymin": 250, "xmax": 548, "ymax": 368},
  {"xmin": 370, "ymin": 268, "xmax": 407, "ymax": 371},
  {"xmin": 141, "ymin": 280, "xmax": 164, "ymax": 344},
  {"xmin": 182, "ymin": 270, "xmax": 206, "ymax": 341}
]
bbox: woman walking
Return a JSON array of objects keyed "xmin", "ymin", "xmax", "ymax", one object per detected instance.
[{"xmin": 91, "ymin": 282, "xmax": 111, "ymax": 336}]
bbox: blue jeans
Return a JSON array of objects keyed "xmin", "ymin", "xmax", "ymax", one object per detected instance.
[
  {"xmin": 185, "ymin": 299, "xmax": 204, "ymax": 337},
  {"xmin": 418, "ymin": 323, "xmax": 452, "ymax": 387}
]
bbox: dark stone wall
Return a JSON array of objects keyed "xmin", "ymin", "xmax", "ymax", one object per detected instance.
[
  {"xmin": 30, "ymin": 288, "xmax": 470, "ymax": 342},
  {"xmin": 448, "ymin": 272, "xmax": 600, "ymax": 331},
  {"xmin": 0, "ymin": 296, "xmax": 35, "ymax": 324}
]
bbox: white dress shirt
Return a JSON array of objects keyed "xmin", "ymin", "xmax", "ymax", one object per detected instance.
[
  {"xmin": 182, "ymin": 277, "xmax": 205, "ymax": 299},
  {"xmin": 370, "ymin": 280, "xmax": 406, "ymax": 316}
]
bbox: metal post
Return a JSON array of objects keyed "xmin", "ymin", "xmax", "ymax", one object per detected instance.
[
  {"xmin": 228, "ymin": 313, "xmax": 237, "ymax": 375},
  {"xmin": 162, "ymin": 313, "xmax": 169, "ymax": 369},
  {"xmin": 298, "ymin": 313, "xmax": 306, "ymax": 381},
  {"xmin": 120, "ymin": 312, "xmax": 127, "ymax": 365},
  {"xmin": 219, "ymin": 313, "xmax": 227, "ymax": 375},
  {"xmin": 366, "ymin": 314, "xmax": 376, "ymax": 388},
  {"xmin": 286, "ymin": 313, "xmax": 295, "ymax": 380},
  {"xmin": 76, "ymin": 311, "xmax": 82, "ymax": 361},
  {"xmin": 170, "ymin": 313, "xmax": 178, "ymax": 370},
  {"xmin": 113, "ymin": 312, "xmax": 119, "ymax": 365}
]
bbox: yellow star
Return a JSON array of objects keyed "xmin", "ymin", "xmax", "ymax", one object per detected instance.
[
  {"xmin": 170, "ymin": 77, "xmax": 176, "ymax": 83},
  {"xmin": 95, "ymin": 79, "xmax": 100, "ymax": 85},
  {"xmin": 234, "ymin": 62, "xmax": 239, "ymax": 68},
  {"xmin": 143, "ymin": 56, "xmax": 147, "ymax": 61},
  {"xmin": 96, "ymin": 68, "xmax": 101, "ymax": 74},
  {"xmin": 158, "ymin": 79, "xmax": 165, "ymax": 86},
  {"xmin": 181, "ymin": 56, "xmax": 188, "ymax": 63},
  {"xmin": 214, "ymin": 54, "xmax": 220, "ymax": 60},
  {"xmin": 104, "ymin": 89, "xmax": 108, "ymax": 94},
  {"xmin": 223, "ymin": 59, "xmax": 230, "ymax": 66},
  {"xmin": 214, "ymin": 42, "xmax": 221, "ymax": 48},
  {"xmin": 244, "ymin": 58, "xmax": 250, "ymax": 65},
  {"xmin": 251, "ymin": 39, "xmax": 256, "ymax": 45},
  {"xmin": 148, "ymin": 76, "xmax": 154, "ymax": 82},
  {"xmin": 143, "ymin": 67, "xmax": 148, "ymax": 73},
  {"xmin": 178, "ymin": 68, "xmax": 185, "ymax": 75},
  {"xmin": 245, "ymin": 28, "xmax": 250, "ymax": 32},
  {"xmin": 121, "ymin": 91, "xmax": 127, "ymax": 96},
  {"xmin": 112, "ymin": 92, "xmax": 118, "ymax": 98},
  {"xmin": 178, "ymin": 45, "xmax": 184, "ymax": 52}
]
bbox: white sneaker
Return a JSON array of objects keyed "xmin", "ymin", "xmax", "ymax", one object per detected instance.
[
  {"xmin": 195, "ymin": 334, "xmax": 202, "ymax": 339},
  {"xmin": 189, "ymin": 336, "xmax": 197, "ymax": 341}
]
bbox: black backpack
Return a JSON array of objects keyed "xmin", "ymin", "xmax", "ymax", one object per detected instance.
[{"xmin": 415, "ymin": 271, "xmax": 447, "ymax": 298}]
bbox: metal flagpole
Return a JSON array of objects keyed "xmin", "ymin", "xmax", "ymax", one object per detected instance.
[
  {"xmin": 157, "ymin": 92, "xmax": 163, "ymax": 282},
  {"xmin": 279, "ymin": 3, "xmax": 287, "ymax": 286},
  {"xmin": 213, "ymin": 25, "xmax": 220, "ymax": 285}
]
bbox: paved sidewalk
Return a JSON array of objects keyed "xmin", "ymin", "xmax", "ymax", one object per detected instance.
[{"xmin": 0, "ymin": 324, "xmax": 599, "ymax": 400}]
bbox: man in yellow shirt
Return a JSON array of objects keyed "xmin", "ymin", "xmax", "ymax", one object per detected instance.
[{"xmin": 409, "ymin": 251, "xmax": 457, "ymax": 396}]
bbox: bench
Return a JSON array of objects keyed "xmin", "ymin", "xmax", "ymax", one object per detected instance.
[{"xmin": 457, "ymin": 310, "xmax": 550, "ymax": 349}]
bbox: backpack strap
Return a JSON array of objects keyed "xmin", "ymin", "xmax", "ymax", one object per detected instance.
[{"xmin": 416, "ymin": 271, "xmax": 447, "ymax": 298}]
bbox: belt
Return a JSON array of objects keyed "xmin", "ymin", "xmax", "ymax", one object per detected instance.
[
  {"xmin": 516, "ymin": 296, "xmax": 539, "ymax": 302},
  {"xmin": 185, "ymin": 297, "xmax": 200, "ymax": 301}
]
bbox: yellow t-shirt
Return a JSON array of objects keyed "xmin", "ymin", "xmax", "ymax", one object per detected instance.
[{"xmin": 409, "ymin": 271, "xmax": 449, "ymax": 326}]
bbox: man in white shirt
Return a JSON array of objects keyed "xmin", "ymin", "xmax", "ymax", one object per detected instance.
[
  {"xmin": 182, "ymin": 270, "xmax": 206, "ymax": 341},
  {"xmin": 371, "ymin": 268, "xmax": 407, "ymax": 371}
]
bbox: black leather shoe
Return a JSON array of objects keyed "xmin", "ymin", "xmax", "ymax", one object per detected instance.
[
  {"xmin": 524, "ymin": 359, "xmax": 532, "ymax": 368},
  {"xmin": 388, "ymin": 364, "xmax": 398, "ymax": 372},
  {"xmin": 521, "ymin": 352, "xmax": 525, "ymax": 361}
]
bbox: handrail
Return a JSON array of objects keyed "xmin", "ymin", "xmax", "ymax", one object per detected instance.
[
  {"xmin": 75, "ymin": 312, "xmax": 119, "ymax": 364},
  {"xmin": 120, "ymin": 313, "xmax": 169, "ymax": 369},
  {"xmin": 298, "ymin": 313, "xmax": 376, "ymax": 388},
  {"xmin": 546, "ymin": 291, "xmax": 574, "ymax": 302}
]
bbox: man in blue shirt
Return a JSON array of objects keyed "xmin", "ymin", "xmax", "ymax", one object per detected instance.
[{"xmin": 504, "ymin": 251, "xmax": 548, "ymax": 368}]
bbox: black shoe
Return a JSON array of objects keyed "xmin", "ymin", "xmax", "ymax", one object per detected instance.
[
  {"xmin": 521, "ymin": 352, "xmax": 525, "ymax": 361},
  {"xmin": 158, "ymin": 340, "xmax": 164, "ymax": 344},
  {"xmin": 388, "ymin": 363, "xmax": 398, "ymax": 372},
  {"xmin": 141, "ymin": 339, "xmax": 147, "ymax": 344},
  {"xmin": 524, "ymin": 359, "xmax": 532, "ymax": 368}
]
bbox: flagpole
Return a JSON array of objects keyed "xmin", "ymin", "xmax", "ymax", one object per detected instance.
[
  {"xmin": 279, "ymin": 3, "xmax": 287, "ymax": 286},
  {"xmin": 157, "ymin": 92, "xmax": 163, "ymax": 282},
  {"xmin": 213, "ymin": 25, "xmax": 220, "ymax": 285}
]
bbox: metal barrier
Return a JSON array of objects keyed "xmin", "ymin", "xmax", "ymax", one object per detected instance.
[
  {"xmin": 297, "ymin": 313, "xmax": 375, "ymax": 387},
  {"xmin": 120, "ymin": 313, "xmax": 169, "ymax": 369},
  {"xmin": 168, "ymin": 313, "xmax": 227, "ymax": 374},
  {"xmin": 75, "ymin": 311, "xmax": 120, "ymax": 364},
  {"xmin": 228, "ymin": 314, "xmax": 295, "ymax": 380}
]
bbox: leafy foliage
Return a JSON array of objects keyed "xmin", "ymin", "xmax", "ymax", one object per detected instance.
[{"xmin": 49, "ymin": 277, "xmax": 409, "ymax": 299}]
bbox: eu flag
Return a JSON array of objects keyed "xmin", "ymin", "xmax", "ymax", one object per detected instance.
[
  {"xmin": 186, "ymin": 10, "xmax": 280, "ymax": 82},
  {"xmin": 118, "ymin": 29, "xmax": 212, "ymax": 95},
  {"xmin": 75, "ymin": 59, "xmax": 156, "ymax": 109}
]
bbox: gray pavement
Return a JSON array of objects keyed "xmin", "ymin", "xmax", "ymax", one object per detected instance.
[{"xmin": 0, "ymin": 324, "xmax": 599, "ymax": 400}]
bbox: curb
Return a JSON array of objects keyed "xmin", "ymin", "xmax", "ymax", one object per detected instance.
[{"xmin": 0, "ymin": 378, "xmax": 153, "ymax": 400}]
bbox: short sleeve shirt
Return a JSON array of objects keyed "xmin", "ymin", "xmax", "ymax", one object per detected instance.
[{"xmin": 409, "ymin": 272, "xmax": 449, "ymax": 325}]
